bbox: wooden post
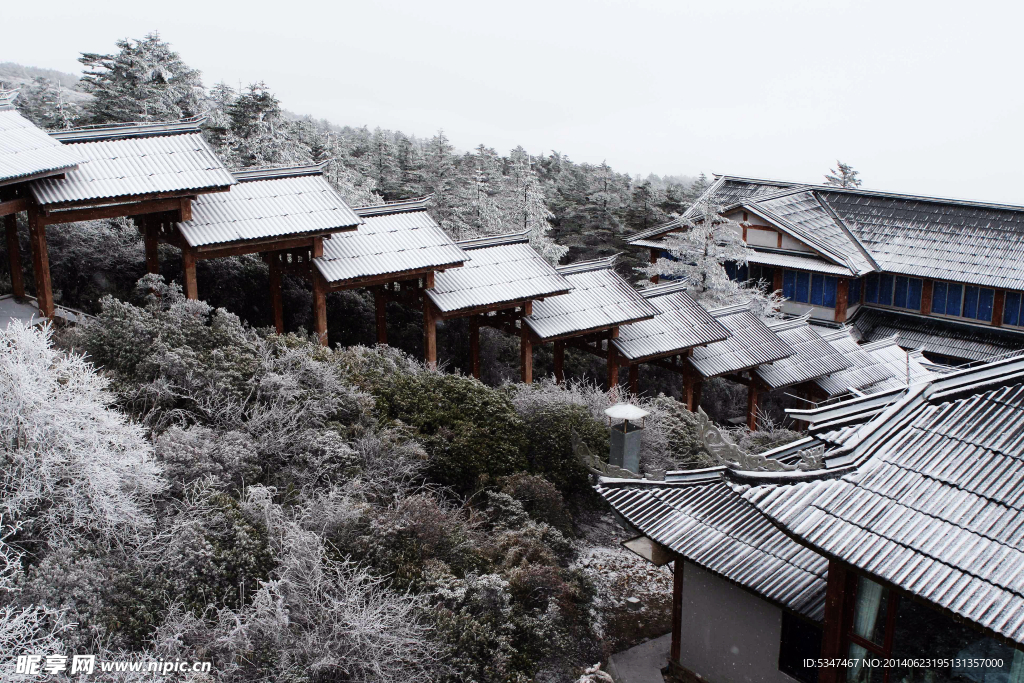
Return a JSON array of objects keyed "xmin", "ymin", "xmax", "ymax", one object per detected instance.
[
  {"xmin": 606, "ymin": 342, "xmax": 619, "ymax": 389},
  {"xmin": 649, "ymin": 248, "xmax": 660, "ymax": 285},
  {"xmin": 835, "ymin": 278, "xmax": 849, "ymax": 323},
  {"xmin": 423, "ymin": 300, "xmax": 437, "ymax": 368},
  {"xmin": 520, "ymin": 303, "xmax": 533, "ymax": 384},
  {"xmin": 268, "ymin": 254, "xmax": 284, "ymax": 333},
  {"xmin": 921, "ymin": 280, "xmax": 934, "ymax": 315},
  {"xmin": 746, "ymin": 380, "xmax": 760, "ymax": 431},
  {"xmin": 4, "ymin": 214, "xmax": 25, "ymax": 299},
  {"xmin": 773, "ymin": 267, "xmax": 784, "ymax": 293},
  {"xmin": 993, "ymin": 290, "xmax": 1005, "ymax": 327},
  {"xmin": 670, "ymin": 558, "xmax": 684, "ymax": 664},
  {"xmin": 142, "ymin": 218, "xmax": 160, "ymax": 275},
  {"xmin": 628, "ymin": 364, "xmax": 639, "ymax": 395},
  {"xmin": 470, "ymin": 316, "xmax": 481, "ymax": 379},
  {"xmin": 181, "ymin": 247, "xmax": 198, "ymax": 300},
  {"xmin": 312, "ymin": 272, "xmax": 328, "ymax": 346},
  {"xmin": 683, "ymin": 365, "xmax": 702, "ymax": 412},
  {"xmin": 553, "ymin": 340, "xmax": 565, "ymax": 384},
  {"xmin": 819, "ymin": 560, "xmax": 850, "ymax": 683},
  {"xmin": 373, "ymin": 287, "xmax": 388, "ymax": 344},
  {"xmin": 27, "ymin": 207, "xmax": 53, "ymax": 318}
]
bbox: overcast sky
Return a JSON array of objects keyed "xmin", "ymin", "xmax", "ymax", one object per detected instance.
[{"xmin": 4, "ymin": 0, "xmax": 1021, "ymax": 203}]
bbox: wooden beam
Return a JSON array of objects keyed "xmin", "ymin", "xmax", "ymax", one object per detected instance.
[
  {"xmin": 178, "ymin": 197, "xmax": 192, "ymax": 222},
  {"xmin": 521, "ymin": 320, "xmax": 534, "ymax": 384},
  {"xmin": 0, "ymin": 197, "xmax": 30, "ymax": 217},
  {"xmin": 182, "ymin": 247, "xmax": 198, "ymax": 300},
  {"xmin": 194, "ymin": 235, "xmax": 319, "ymax": 260},
  {"xmin": 312, "ymin": 236, "xmax": 324, "ymax": 258},
  {"xmin": 553, "ymin": 340, "xmax": 565, "ymax": 384},
  {"xmin": 40, "ymin": 196, "xmax": 189, "ymax": 226},
  {"xmin": 424, "ymin": 298, "xmax": 438, "ymax": 368},
  {"xmin": 470, "ymin": 316, "xmax": 481, "ymax": 379},
  {"xmin": 27, "ymin": 206, "xmax": 53, "ymax": 318},
  {"xmin": 683, "ymin": 368, "xmax": 702, "ymax": 412},
  {"xmin": 268, "ymin": 255, "xmax": 284, "ymax": 333},
  {"xmin": 747, "ymin": 381, "xmax": 760, "ymax": 431},
  {"xmin": 4, "ymin": 214, "xmax": 25, "ymax": 299},
  {"xmin": 670, "ymin": 559, "xmax": 684, "ymax": 664},
  {"xmin": 834, "ymin": 278, "xmax": 849, "ymax": 323},
  {"xmin": 373, "ymin": 287, "xmax": 388, "ymax": 344},
  {"xmin": 312, "ymin": 272, "xmax": 328, "ymax": 346},
  {"xmin": 40, "ymin": 186, "xmax": 226, "ymax": 212},
  {"xmin": 326, "ymin": 265, "xmax": 457, "ymax": 293},
  {"xmin": 142, "ymin": 218, "xmax": 160, "ymax": 275}
]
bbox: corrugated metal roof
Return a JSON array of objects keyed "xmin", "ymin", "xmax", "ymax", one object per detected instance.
[
  {"xmin": 612, "ymin": 282, "xmax": 730, "ymax": 361},
  {"xmin": 0, "ymin": 110, "xmax": 81, "ymax": 186},
  {"xmin": 744, "ymin": 377, "xmax": 1024, "ymax": 644},
  {"xmin": 754, "ymin": 317, "xmax": 853, "ymax": 389},
  {"xmin": 597, "ymin": 476, "xmax": 828, "ymax": 620},
  {"xmin": 851, "ymin": 306, "xmax": 1024, "ymax": 363},
  {"xmin": 177, "ymin": 170, "xmax": 361, "ymax": 248},
  {"xmin": 859, "ymin": 335, "xmax": 939, "ymax": 391},
  {"xmin": 50, "ymin": 118, "xmax": 205, "ymax": 143},
  {"xmin": 686, "ymin": 176, "xmax": 801, "ymax": 217},
  {"xmin": 31, "ymin": 132, "xmax": 234, "ymax": 206},
  {"xmin": 524, "ymin": 258, "xmax": 658, "ymax": 340},
  {"xmin": 315, "ymin": 208, "xmax": 465, "ymax": 284},
  {"xmin": 814, "ymin": 327, "xmax": 898, "ymax": 396},
  {"xmin": 426, "ymin": 241, "xmax": 571, "ymax": 315},
  {"xmin": 746, "ymin": 249, "xmax": 855, "ymax": 276},
  {"xmin": 688, "ymin": 304, "xmax": 794, "ymax": 378}
]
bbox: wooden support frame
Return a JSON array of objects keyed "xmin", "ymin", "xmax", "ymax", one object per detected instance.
[
  {"xmin": 181, "ymin": 247, "xmax": 198, "ymax": 300},
  {"xmin": 746, "ymin": 379, "xmax": 762, "ymax": 431},
  {"xmin": 268, "ymin": 254, "xmax": 284, "ymax": 333},
  {"xmin": 835, "ymin": 278, "xmax": 849, "ymax": 323},
  {"xmin": 470, "ymin": 316, "xmax": 481, "ymax": 379},
  {"xmin": 4, "ymin": 214, "xmax": 24, "ymax": 299},
  {"xmin": 649, "ymin": 248, "xmax": 660, "ymax": 285},
  {"xmin": 553, "ymin": 340, "xmax": 565, "ymax": 384},
  {"xmin": 607, "ymin": 341, "xmax": 619, "ymax": 390},
  {"xmin": 312, "ymin": 271, "xmax": 328, "ymax": 346},
  {"xmin": 142, "ymin": 218, "xmax": 161, "ymax": 275},
  {"xmin": 39, "ymin": 195, "xmax": 193, "ymax": 226},
  {"xmin": 683, "ymin": 367, "xmax": 702, "ymax": 412},
  {"xmin": 374, "ymin": 287, "xmax": 388, "ymax": 344},
  {"xmin": 0, "ymin": 197, "xmax": 30, "ymax": 218},
  {"xmin": 27, "ymin": 206, "xmax": 53, "ymax": 318},
  {"xmin": 818, "ymin": 560, "xmax": 850, "ymax": 683}
]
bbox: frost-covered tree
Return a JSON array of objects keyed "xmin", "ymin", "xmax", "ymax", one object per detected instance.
[
  {"xmin": 368, "ymin": 128, "xmax": 401, "ymax": 199},
  {"xmin": 79, "ymin": 32, "xmax": 205, "ymax": 124},
  {"xmin": 424, "ymin": 130, "xmax": 471, "ymax": 239},
  {"xmin": 14, "ymin": 77, "xmax": 81, "ymax": 130},
  {"xmin": 500, "ymin": 146, "xmax": 567, "ymax": 264},
  {"xmin": 226, "ymin": 82, "xmax": 293, "ymax": 167},
  {"xmin": 825, "ymin": 161, "xmax": 862, "ymax": 188}
]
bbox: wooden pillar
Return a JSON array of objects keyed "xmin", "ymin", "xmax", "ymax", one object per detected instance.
[
  {"xmin": 142, "ymin": 218, "xmax": 160, "ymax": 275},
  {"xmin": 181, "ymin": 247, "xmax": 198, "ymax": 300},
  {"xmin": 649, "ymin": 248, "xmax": 660, "ymax": 285},
  {"xmin": 773, "ymin": 267, "xmax": 783, "ymax": 293},
  {"xmin": 746, "ymin": 380, "xmax": 760, "ymax": 431},
  {"xmin": 628, "ymin": 364, "xmax": 639, "ymax": 395},
  {"xmin": 520, "ymin": 303, "xmax": 533, "ymax": 384},
  {"xmin": 27, "ymin": 207, "xmax": 53, "ymax": 318},
  {"xmin": 4, "ymin": 214, "xmax": 25, "ymax": 299},
  {"xmin": 553, "ymin": 340, "xmax": 565, "ymax": 384},
  {"xmin": 993, "ymin": 290, "xmax": 1005, "ymax": 327},
  {"xmin": 835, "ymin": 278, "xmax": 849, "ymax": 323},
  {"xmin": 921, "ymin": 280, "xmax": 934, "ymax": 315},
  {"xmin": 423, "ymin": 301, "xmax": 437, "ymax": 368},
  {"xmin": 373, "ymin": 287, "xmax": 388, "ymax": 344},
  {"xmin": 606, "ymin": 342, "xmax": 619, "ymax": 389},
  {"xmin": 470, "ymin": 316, "xmax": 481, "ymax": 379},
  {"xmin": 683, "ymin": 366, "xmax": 703, "ymax": 412},
  {"xmin": 670, "ymin": 558, "xmax": 684, "ymax": 664},
  {"xmin": 312, "ymin": 273, "xmax": 328, "ymax": 346},
  {"xmin": 819, "ymin": 560, "xmax": 850, "ymax": 683},
  {"xmin": 268, "ymin": 254, "xmax": 284, "ymax": 334}
]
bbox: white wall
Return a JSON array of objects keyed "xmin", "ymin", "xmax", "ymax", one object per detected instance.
[
  {"xmin": 781, "ymin": 300, "xmax": 836, "ymax": 322},
  {"xmin": 679, "ymin": 562, "xmax": 800, "ymax": 683}
]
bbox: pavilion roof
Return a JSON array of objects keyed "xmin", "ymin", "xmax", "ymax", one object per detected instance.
[
  {"xmin": 813, "ymin": 327, "xmax": 898, "ymax": 396},
  {"xmin": 688, "ymin": 303, "xmax": 794, "ymax": 378},
  {"xmin": 754, "ymin": 315, "xmax": 853, "ymax": 390},
  {"xmin": 612, "ymin": 281, "xmax": 730, "ymax": 362},
  {"xmin": 0, "ymin": 106, "xmax": 81, "ymax": 187}
]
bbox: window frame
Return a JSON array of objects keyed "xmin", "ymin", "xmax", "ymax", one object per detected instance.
[
  {"xmin": 929, "ymin": 280, "xmax": 995, "ymax": 322},
  {"xmin": 864, "ymin": 274, "xmax": 923, "ymax": 312}
]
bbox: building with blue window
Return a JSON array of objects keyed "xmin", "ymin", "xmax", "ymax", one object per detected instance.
[{"xmin": 628, "ymin": 175, "xmax": 1024, "ymax": 363}]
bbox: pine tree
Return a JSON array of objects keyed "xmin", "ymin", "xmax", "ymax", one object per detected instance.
[
  {"xmin": 14, "ymin": 78, "xmax": 81, "ymax": 130},
  {"xmin": 500, "ymin": 147, "xmax": 567, "ymax": 264},
  {"xmin": 78, "ymin": 32, "xmax": 205, "ymax": 124},
  {"xmin": 626, "ymin": 179, "xmax": 666, "ymax": 231},
  {"xmin": 367, "ymin": 128, "xmax": 401, "ymax": 200},
  {"xmin": 466, "ymin": 145, "xmax": 504, "ymax": 234},
  {"xmin": 226, "ymin": 82, "xmax": 291, "ymax": 167},
  {"xmin": 424, "ymin": 130, "xmax": 470, "ymax": 239},
  {"xmin": 825, "ymin": 161, "xmax": 862, "ymax": 188}
]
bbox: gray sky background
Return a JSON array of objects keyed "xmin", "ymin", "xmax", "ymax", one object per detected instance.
[{"xmin": 4, "ymin": 0, "xmax": 1021, "ymax": 203}]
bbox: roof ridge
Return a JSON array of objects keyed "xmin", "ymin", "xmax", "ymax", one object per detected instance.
[
  {"xmin": 637, "ymin": 280, "xmax": 688, "ymax": 299},
  {"xmin": 813, "ymin": 191, "xmax": 881, "ymax": 271},
  {"xmin": 742, "ymin": 194, "xmax": 853, "ymax": 269},
  {"xmin": 233, "ymin": 161, "xmax": 329, "ymax": 182},
  {"xmin": 707, "ymin": 301, "xmax": 751, "ymax": 317},
  {"xmin": 457, "ymin": 229, "xmax": 530, "ymax": 250},
  {"xmin": 354, "ymin": 195, "xmax": 432, "ymax": 217},
  {"xmin": 556, "ymin": 253, "xmax": 618, "ymax": 275},
  {"xmin": 51, "ymin": 116, "xmax": 206, "ymax": 142},
  {"xmin": 766, "ymin": 312, "xmax": 812, "ymax": 331},
  {"xmin": 861, "ymin": 334, "xmax": 902, "ymax": 352},
  {"xmin": 627, "ymin": 216, "xmax": 687, "ymax": 242}
]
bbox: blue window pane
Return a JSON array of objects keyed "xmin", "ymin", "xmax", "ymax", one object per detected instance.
[
  {"xmin": 783, "ymin": 270, "xmax": 796, "ymax": 300},
  {"xmin": 894, "ymin": 277, "xmax": 909, "ymax": 309},
  {"xmin": 865, "ymin": 274, "xmax": 879, "ymax": 304},
  {"xmin": 907, "ymin": 279, "xmax": 922, "ymax": 310},
  {"xmin": 796, "ymin": 271, "xmax": 810, "ymax": 303},
  {"xmin": 1005, "ymin": 292, "xmax": 1021, "ymax": 326},
  {"xmin": 977, "ymin": 289, "xmax": 994, "ymax": 321},
  {"xmin": 947, "ymin": 283, "xmax": 963, "ymax": 316},
  {"xmin": 823, "ymin": 276, "xmax": 837, "ymax": 307},
  {"xmin": 963, "ymin": 286, "xmax": 979, "ymax": 319},
  {"xmin": 879, "ymin": 274, "xmax": 894, "ymax": 306},
  {"xmin": 848, "ymin": 278, "xmax": 861, "ymax": 305},
  {"xmin": 933, "ymin": 282, "xmax": 947, "ymax": 315},
  {"xmin": 810, "ymin": 274, "xmax": 824, "ymax": 306}
]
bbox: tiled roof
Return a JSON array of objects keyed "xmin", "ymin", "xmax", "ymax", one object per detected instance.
[
  {"xmin": 612, "ymin": 282, "xmax": 730, "ymax": 362},
  {"xmin": 813, "ymin": 327, "xmax": 898, "ymax": 396},
  {"xmin": 177, "ymin": 165, "xmax": 361, "ymax": 248},
  {"xmin": 426, "ymin": 232, "xmax": 571, "ymax": 315},
  {"xmin": 688, "ymin": 303, "xmax": 794, "ymax": 378},
  {"xmin": 688, "ymin": 176, "xmax": 801, "ymax": 216},
  {"xmin": 754, "ymin": 316, "xmax": 853, "ymax": 389},
  {"xmin": 851, "ymin": 306, "xmax": 1024, "ymax": 363},
  {"xmin": 746, "ymin": 249, "xmax": 855, "ymax": 277},
  {"xmin": 523, "ymin": 256, "xmax": 658, "ymax": 340},
  {"xmin": 858, "ymin": 336, "xmax": 939, "ymax": 392},
  {"xmin": 744, "ymin": 364, "xmax": 1024, "ymax": 644},
  {"xmin": 597, "ymin": 475, "xmax": 828, "ymax": 620},
  {"xmin": 314, "ymin": 198, "xmax": 465, "ymax": 285},
  {"xmin": 31, "ymin": 122, "xmax": 234, "ymax": 206},
  {"xmin": 0, "ymin": 109, "xmax": 81, "ymax": 186}
]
